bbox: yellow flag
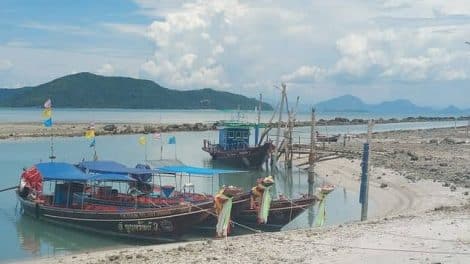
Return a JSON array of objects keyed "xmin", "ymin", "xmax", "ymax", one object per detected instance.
[
  {"xmin": 138, "ymin": 135, "xmax": 147, "ymax": 145},
  {"xmin": 42, "ymin": 108, "xmax": 52, "ymax": 118},
  {"xmin": 85, "ymin": 129, "xmax": 95, "ymax": 139}
]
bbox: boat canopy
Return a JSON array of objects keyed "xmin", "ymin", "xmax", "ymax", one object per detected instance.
[
  {"xmin": 88, "ymin": 173, "xmax": 137, "ymax": 182},
  {"xmin": 34, "ymin": 162, "xmax": 137, "ymax": 182},
  {"xmin": 77, "ymin": 160, "xmax": 156, "ymax": 175},
  {"xmin": 157, "ymin": 165, "xmax": 242, "ymax": 176},
  {"xmin": 36, "ymin": 162, "xmax": 90, "ymax": 181}
]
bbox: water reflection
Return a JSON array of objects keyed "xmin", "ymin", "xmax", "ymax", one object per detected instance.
[{"xmin": 15, "ymin": 213, "xmax": 131, "ymax": 259}]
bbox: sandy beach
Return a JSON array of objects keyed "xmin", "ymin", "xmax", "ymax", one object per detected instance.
[{"xmin": 11, "ymin": 125, "xmax": 470, "ymax": 264}]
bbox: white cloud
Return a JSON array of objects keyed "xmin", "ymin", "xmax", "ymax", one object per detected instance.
[
  {"xmin": 96, "ymin": 63, "xmax": 115, "ymax": 76},
  {"xmin": 20, "ymin": 22, "xmax": 93, "ymax": 35},
  {"xmin": 102, "ymin": 23, "xmax": 148, "ymax": 37},
  {"xmin": 281, "ymin": 65, "xmax": 326, "ymax": 83},
  {"xmin": 0, "ymin": 59, "xmax": 13, "ymax": 71}
]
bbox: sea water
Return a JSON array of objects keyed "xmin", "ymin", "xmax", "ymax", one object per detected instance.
[{"xmin": 0, "ymin": 110, "xmax": 466, "ymax": 262}]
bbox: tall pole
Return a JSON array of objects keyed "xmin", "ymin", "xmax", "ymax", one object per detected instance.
[
  {"xmin": 49, "ymin": 128, "xmax": 55, "ymax": 161},
  {"xmin": 273, "ymin": 83, "xmax": 286, "ymax": 167},
  {"xmin": 258, "ymin": 93, "xmax": 262, "ymax": 125},
  {"xmin": 255, "ymin": 93, "xmax": 262, "ymax": 146},
  {"xmin": 467, "ymin": 119, "xmax": 469, "ymax": 138},
  {"xmin": 360, "ymin": 119, "xmax": 373, "ymax": 221},
  {"xmin": 308, "ymin": 108, "xmax": 316, "ymax": 185}
]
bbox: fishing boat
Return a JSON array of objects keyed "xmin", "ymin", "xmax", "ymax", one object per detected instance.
[
  {"xmin": 316, "ymin": 132, "xmax": 340, "ymax": 143},
  {"xmin": 234, "ymin": 176, "xmax": 317, "ymax": 229},
  {"xmin": 202, "ymin": 121, "xmax": 274, "ymax": 168},
  {"xmin": 17, "ymin": 162, "xmax": 213, "ymax": 241}
]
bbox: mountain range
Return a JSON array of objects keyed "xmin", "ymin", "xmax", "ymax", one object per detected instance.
[
  {"xmin": 0, "ymin": 72, "xmax": 272, "ymax": 110},
  {"xmin": 314, "ymin": 95, "xmax": 468, "ymax": 115},
  {"xmin": 0, "ymin": 73, "xmax": 466, "ymax": 114}
]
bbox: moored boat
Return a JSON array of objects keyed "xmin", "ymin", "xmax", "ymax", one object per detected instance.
[
  {"xmin": 202, "ymin": 121, "xmax": 274, "ymax": 168},
  {"xmin": 234, "ymin": 195, "xmax": 316, "ymax": 229},
  {"xmin": 17, "ymin": 162, "xmax": 213, "ymax": 241}
]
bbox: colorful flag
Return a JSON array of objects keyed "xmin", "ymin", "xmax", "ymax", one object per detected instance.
[
  {"xmin": 85, "ymin": 129, "xmax": 95, "ymax": 139},
  {"xmin": 89, "ymin": 138, "xmax": 96, "ymax": 148},
  {"xmin": 43, "ymin": 118, "xmax": 52, "ymax": 127},
  {"xmin": 152, "ymin": 132, "xmax": 161, "ymax": 140},
  {"xmin": 43, "ymin": 98, "xmax": 52, "ymax": 108},
  {"xmin": 42, "ymin": 108, "xmax": 52, "ymax": 118},
  {"xmin": 168, "ymin": 136, "xmax": 176, "ymax": 144},
  {"xmin": 138, "ymin": 135, "xmax": 147, "ymax": 145}
]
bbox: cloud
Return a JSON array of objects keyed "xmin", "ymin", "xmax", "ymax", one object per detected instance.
[
  {"xmin": 20, "ymin": 22, "xmax": 93, "ymax": 35},
  {"xmin": 96, "ymin": 63, "xmax": 115, "ymax": 76},
  {"xmin": 0, "ymin": 59, "xmax": 13, "ymax": 71},
  {"xmin": 102, "ymin": 23, "xmax": 148, "ymax": 37},
  {"xmin": 281, "ymin": 65, "xmax": 326, "ymax": 83}
]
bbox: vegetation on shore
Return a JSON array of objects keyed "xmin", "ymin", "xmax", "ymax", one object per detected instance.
[{"xmin": 0, "ymin": 72, "xmax": 272, "ymax": 110}]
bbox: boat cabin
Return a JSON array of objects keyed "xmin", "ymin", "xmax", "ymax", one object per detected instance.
[{"xmin": 218, "ymin": 127, "xmax": 250, "ymax": 150}]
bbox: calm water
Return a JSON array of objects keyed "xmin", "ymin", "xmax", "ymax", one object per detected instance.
[{"xmin": 0, "ymin": 109, "xmax": 466, "ymax": 262}]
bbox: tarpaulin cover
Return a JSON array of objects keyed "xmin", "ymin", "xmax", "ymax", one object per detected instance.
[
  {"xmin": 157, "ymin": 166, "xmax": 243, "ymax": 176},
  {"xmin": 35, "ymin": 162, "xmax": 89, "ymax": 181}
]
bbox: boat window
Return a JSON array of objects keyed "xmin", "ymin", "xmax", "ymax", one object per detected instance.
[
  {"xmin": 236, "ymin": 131, "xmax": 241, "ymax": 138},
  {"xmin": 243, "ymin": 131, "xmax": 249, "ymax": 138},
  {"xmin": 228, "ymin": 131, "xmax": 233, "ymax": 138}
]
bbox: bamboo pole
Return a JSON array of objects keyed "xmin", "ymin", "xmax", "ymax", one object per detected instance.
[{"xmin": 308, "ymin": 108, "xmax": 316, "ymax": 184}]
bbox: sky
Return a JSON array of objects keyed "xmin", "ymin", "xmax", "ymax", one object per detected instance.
[{"xmin": 0, "ymin": 0, "xmax": 469, "ymax": 108}]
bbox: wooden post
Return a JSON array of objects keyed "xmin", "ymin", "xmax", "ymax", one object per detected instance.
[
  {"xmin": 467, "ymin": 119, "xmax": 469, "ymax": 138},
  {"xmin": 273, "ymin": 83, "xmax": 286, "ymax": 168},
  {"xmin": 360, "ymin": 119, "xmax": 374, "ymax": 221},
  {"xmin": 286, "ymin": 105, "xmax": 294, "ymax": 168},
  {"xmin": 308, "ymin": 108, "xmax": 316, "ymax": 184},
  {"xmin": 298, "ymin": 136, "xmax": 301, "ymax": 159}
]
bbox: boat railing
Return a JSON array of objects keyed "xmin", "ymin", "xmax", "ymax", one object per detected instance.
[{"xmin": 203, "ymin": 139, "xmax": 250, "ymax": 151}]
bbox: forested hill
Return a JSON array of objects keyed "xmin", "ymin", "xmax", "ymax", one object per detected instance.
[{"xmin": 0, "ymin": 72, "xmax": 272, "ymax": 110}]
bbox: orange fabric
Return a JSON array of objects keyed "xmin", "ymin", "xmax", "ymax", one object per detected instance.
[{"xmin": 21, "ymin": 167, "xmax": 43, "ymax": 192}]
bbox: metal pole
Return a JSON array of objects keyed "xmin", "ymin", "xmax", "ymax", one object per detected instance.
[
  {"xmin": 360, "ymin": 119, "xmax": 374, "ymax": 221},
  {"xmin": 308, "ymin": 108, "xmax": 316, "ymax": 184}
]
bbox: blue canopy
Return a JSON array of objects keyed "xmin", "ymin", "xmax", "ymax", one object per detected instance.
[
  {"xmin": 157, "ymin": 166, "xmax": 243, "ymax": 176},
  {"xmin": 36, "ymin": 162, "xmax": 89, "ymax": 181},
  {"xmin": 77, "ymin": 160, "xmax": 156, "ymax": 175},
  {"xmin": 88, "ymin": 173, "xmax": 137, "ymax": 182}
]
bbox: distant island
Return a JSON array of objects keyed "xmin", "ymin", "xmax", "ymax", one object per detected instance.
[
  {"xmin": 0, "ymin": 72, "xmax": 272, "ymax": 110},
  {"xmin": 313, "ymin": 95, "xmax": 468, "ymax": 115}
]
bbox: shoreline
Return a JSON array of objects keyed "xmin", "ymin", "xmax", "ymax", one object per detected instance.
[
  {"xmin": 0, "ymin": 115, "xmax": 469, "ymax": 140},
  {"xmin": 8, "ymin": 126, "xmax": 470, "ymax": 263}
]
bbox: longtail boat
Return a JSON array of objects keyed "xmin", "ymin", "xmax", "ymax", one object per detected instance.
[
  {"xmin": 17, "ymin": 162, "xmax": 213, "ymax": 241},
  {"xmin": 234, "ymin": 195, "xmax": 316, "ymax": 229},
  {"xmin": 202, "ymin": 121, "xmax": 274, "ymax": 168}
]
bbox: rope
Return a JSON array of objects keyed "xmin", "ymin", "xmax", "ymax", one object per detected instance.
[
  {"xmin": 276, "ymin": 236, "xmax": 470, "ymax": 256},
  {"xmin": 190, "ymin": 202, "xmax": 262, "ymax": 234},
  {"xmin": 0, "ymin": 186, "xmax": 18, "ymax": 192},
  {"xmin": 368, "ymin": 229, "xmax": 470, "ymax": 244}
]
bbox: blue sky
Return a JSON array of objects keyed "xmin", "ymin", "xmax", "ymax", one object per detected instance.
[{"xmin": 0, "ymin": 0, "xmax": 469, "ymax": 108}]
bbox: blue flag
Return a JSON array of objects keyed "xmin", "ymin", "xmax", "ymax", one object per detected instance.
[
  {"xmin": 168, "ymin": 136, "xmax": 176, "ymax": 144},
  {"xmin": 43, "ymin": 118, "xmax": 52, "ymax": 127},
  {"xmin": 89, "ymin": 138, "xmax": 96, "ymax": 148}
]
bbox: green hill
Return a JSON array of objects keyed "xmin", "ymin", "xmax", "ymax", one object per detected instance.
[{"xmin": 0, "ymin": 72, "xmax": 272, "ymax": 110}]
